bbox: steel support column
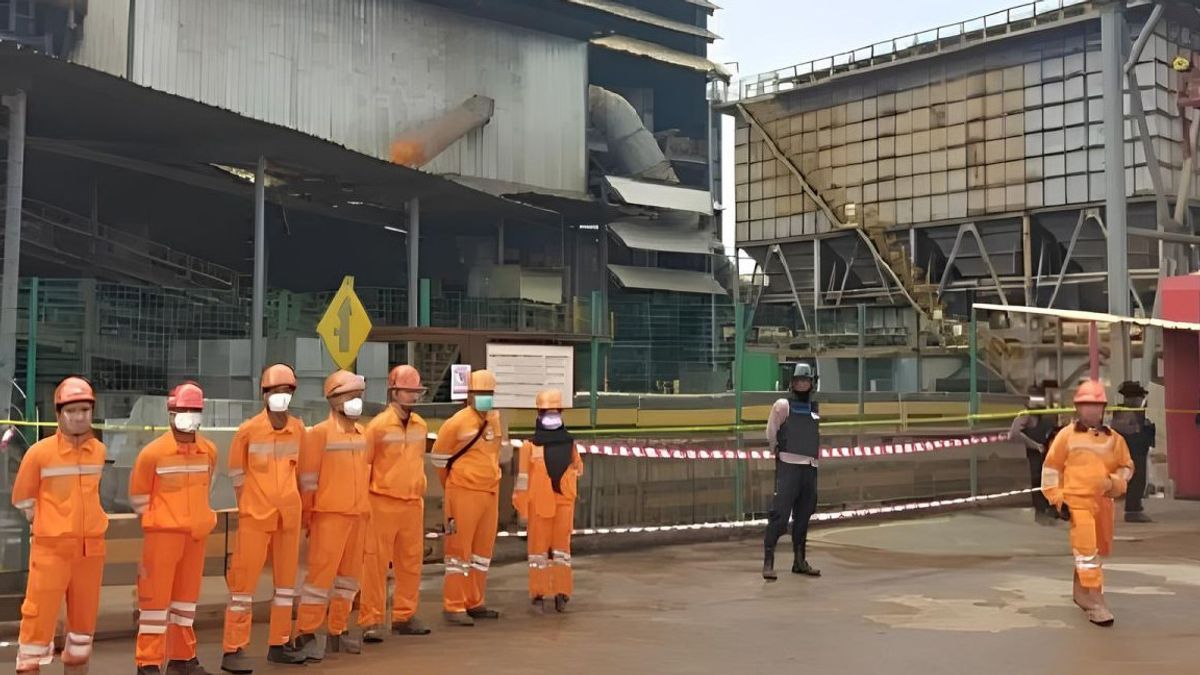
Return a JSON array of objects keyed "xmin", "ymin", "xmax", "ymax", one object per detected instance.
[
  {"xmin": 407, "ymin": 198, "xmax": 420, "ymax": 366},
  {"xmin": 250, "ymin": 156, "xmax": 266, "ymax": 390},
  {"xmin": 936, "ymin": 223, "xmax": 1009, "ymax": 306},
  {"xmin": 770, "ymin": 244, "xmax": 810, "ymax": 331},
  {"xmin": 0, "ymin": 89, "xmax": 25, "ymax": 420},
  {"xmin": 1102, "ymin": 2, "xmax": 1131, "ymax": 384}
]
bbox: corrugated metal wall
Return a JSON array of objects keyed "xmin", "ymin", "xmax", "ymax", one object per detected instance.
[
  {"xmin": 71, "ymin": 0, "xmax": 130, "ymax": 77},
  {"xmin": 119, "ymin": 0, "xmax": 587, "ymax": 193},
  {"xmin": 735, "ymin": 20, "xmax": 1197, "ymax": 245}
]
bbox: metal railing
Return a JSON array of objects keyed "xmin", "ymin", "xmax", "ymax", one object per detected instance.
[{"xmin": 731, "ymin": 0, "xmax": 1092, "ymax": 101}]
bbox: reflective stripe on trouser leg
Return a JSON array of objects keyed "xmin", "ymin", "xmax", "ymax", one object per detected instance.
[
  {"xmin": 223, "ymin": 522, "xmax": 270, "ymax": 653},
  {"xmin": 527, "ymin": 554, "xmax": 552, "ymax": 599},
  {"xmin": 63, "ymin": 633, "xmax": 93, "ymax": 663},
  {"xmin": 1065, "ymin": 495, "xmax": 1104, "ymax": 589},
  {"xmin": 551, "ymin": 500, "xmax": 575, "ymax": 598},
  {"xmin": 16, "ymin": 642, "xmax": 53, "ymax": 672},
  {"xmin": 165, "ymin": 536, "xmax": 206, "ymax": 662},
  {"xmin": 298, "ymin": 512, "xmax": 359, "ymax": 634},
  {"xmin": 136, "ymin": 607, "xmax": 170, "ymax": 665},
  {"xmin": 1074, "ymin": 552, "xmax": 1104, "ymax": 589},
  {"xmin": 329, "ymin": 576, "xmax": 360, "ymax": 636}
]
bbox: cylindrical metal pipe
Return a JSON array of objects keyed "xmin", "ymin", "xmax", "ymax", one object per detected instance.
[
  {"xmin": 1102, "ymin": 2, "xmax": 1130, "ymax": 383},
  {"xmin": 407, "ymin": 198, "xmax": 420, "ymax": 366},
  {"xmin": 0, "ymin": 90, "xmax": 27, "ymax": 420},
  {"xmin": 251, "ymin": 156, "xmax": 266, "ymax": 390}
]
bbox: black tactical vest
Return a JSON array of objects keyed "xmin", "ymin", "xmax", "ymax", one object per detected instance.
[
  {"xmin": 777, "ymin": 399, "xmax": 821, "ymax": 459},
  {"xmin": 1028, "ymin": 411, "xmax": 1057, "ymax": 446}
]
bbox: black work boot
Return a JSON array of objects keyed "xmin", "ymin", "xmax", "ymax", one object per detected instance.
[
  {"xmin": 531, "ymin": 596, "xmax": 547, "ymax": 614},
  {"xmin": 166, "ymin": 658, "xmax": 213, "ymax": 675},
  {"xmin": 265, "ymin": 644, "xmax": 306, "ymax": 665},
  {"xmin": 554, "ymin": 594, "xmax": 569, "ymax": 613},
  {"xmin": 137, "ymin": 667, "xmax": 162, "ymax": 675},
  {"xmin": 467, "ymin": 606, "xmax": 500, "ymax": 620},
  {"xmin": 326, "ymin": 633, "xmax": 361, "ymax": 655},
  {"xmin": 220, "ymin": 649, "xmax": 253, "ymax": 674},
  {"xmin": 792, "ymin": 557, "xmax": 821, "ymax": 577},
  {"xmin": 762, "ymin": 546, "xmax": 777, "ymax": 580},
  {"xmin": 1125, "ymin": 511, "xmax": 1153, "ymax": 523},
  {"xmin": 292, "ymin": 633, "xmax": 324, "ymax": 663},
  {"xmin": 392, "ymin": 617, "xmax": 431, "ymax": 635}
]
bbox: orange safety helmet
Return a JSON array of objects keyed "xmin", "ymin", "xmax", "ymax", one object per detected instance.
[
  {"xmin": 388, "ymin": 365, "xmax": 425, "ymax": 392},
  {"xmin": 1073, "ymin": 380, "xmax": 1108, "ymax": 405},
  {"xmin": 324, "ymin": 370, "xmax": 366, "ymax": 398},
  {"xmin": 261, "ymin": 363, "xmax": 298, "ymax": 391},
  {"xmin": 54, "ymin": 376, "xmax": 95, "ymax": 407},
  {"xmin": 468, "ymin": 369, "xmax": 497, "ymax": 393},
  {"xmin": 168, "ymin": 382, "xmax": 205, "ymax": 411},
  {"xmin": 535, "ymin": 389, "xmax": 563, "ymax": 410}
]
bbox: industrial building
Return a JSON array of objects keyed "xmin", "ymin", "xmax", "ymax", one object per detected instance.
[
  {"xmin": 0, "ymin": 0, "xmax": 731, "ymax": 421},
  {"xmin": 727, "ymin": 0, "xmax": 1200, "ymax": 395}
]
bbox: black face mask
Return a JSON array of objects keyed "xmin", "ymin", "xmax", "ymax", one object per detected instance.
[{"xmin": 790, "ymin": 382, "xmax": 812, "ymax": 402}]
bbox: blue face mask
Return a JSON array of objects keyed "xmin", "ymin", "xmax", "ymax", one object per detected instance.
[{"xmin": 473, "ymin": 395, "xmax": 494, "ymax": 413}]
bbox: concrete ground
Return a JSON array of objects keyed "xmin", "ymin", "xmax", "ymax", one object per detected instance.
[{"xmin": 6, "ymin": 499, "xmax": 1198, "ymax": 675}]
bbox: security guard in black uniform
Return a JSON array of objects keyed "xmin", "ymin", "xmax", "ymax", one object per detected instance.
[
  {"xmin": 1009, "ymin": 383, "xmax": 1060, "ymax": 524},
  {"xmin": 762, "ymin": 363, "xmax": 821, "ymax": 580},
  {"xmin": 1111, "ymin": 381, "xmax": 1156, "ymax": 523}
]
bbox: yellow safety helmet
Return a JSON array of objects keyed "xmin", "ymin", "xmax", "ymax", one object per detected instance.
[{"xmin": 1173, "ymin": 55, "xmax": 1191, "ymax": 72}]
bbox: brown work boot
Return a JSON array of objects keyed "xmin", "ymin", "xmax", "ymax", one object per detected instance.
[
  {"xmin": 1087, "ymin": 591, "xmax": 1115, "ymax": 626},
  {"xmin": 1072, "ymin": 573, "xmax": 1093, "ymax": 611}
]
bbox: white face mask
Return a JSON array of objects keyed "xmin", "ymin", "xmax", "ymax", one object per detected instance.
[
  {"xmin": 267, "ymin": 392, "xmax": 293, "ymax": 413},
  {"xmin": 342, "ymin": 397, "xmax": 364, "ymax": 418},
  {"xmin": 172, "ymin": 412, "xmax": 203, "ymax": 434},
  {"xmin": 540, "ymin": 413, "xmax": 563, "ymax": 430}
]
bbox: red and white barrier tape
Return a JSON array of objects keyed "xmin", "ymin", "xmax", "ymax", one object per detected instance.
[
  {"xmin": 500, "ymin": 431, "xmax": 1009, "ymax": 462},
  {"xmin": 423, "ymin": 487, "xmax": 1038, "ymax": 540}
]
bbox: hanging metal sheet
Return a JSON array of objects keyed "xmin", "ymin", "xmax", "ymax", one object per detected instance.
[
  {"xmin": 604, "ymin": 175, "xmax": 713, "ymax": 215},
  {"xmin": 608, "ymin": 220, "xmax": 717, "ymax": 255},
  {"xmin": 608, "ymin": 264, "xmax": 725, "ymax": 295},
  {"xmin": 591, "ymin": 36, "xmax": 730, "ymax": 79}
]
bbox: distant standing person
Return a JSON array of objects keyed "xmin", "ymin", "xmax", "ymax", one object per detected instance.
[
  {"xmin": 762, "ymin": 363, "xmax": 822, "ymax": 580},
  {"xmin": 1110, "ymin": 381, "xmax": 1156, "ymax": 523},
  {"xmin": 1009, "ymin": 384, "xmax": 1060, "ymax": 525}
]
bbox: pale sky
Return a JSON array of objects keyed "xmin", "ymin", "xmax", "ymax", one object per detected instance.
[{"xmin": 711, "ymin": 0, "xmax": 1019, "ymax": 259}]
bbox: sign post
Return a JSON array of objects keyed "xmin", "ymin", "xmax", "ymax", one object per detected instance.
[{"xmin": 316, "ymin": 276, "xmax": 373, "ymax": 371}]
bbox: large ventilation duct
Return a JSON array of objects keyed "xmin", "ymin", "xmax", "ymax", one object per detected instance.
[
  {"xmin": 389, "ymin": 95, "xmax": 495, "ymax": 168},
  {"xmin": 589, "ymin": 85, "xmax": 680, "ymax": 183}
]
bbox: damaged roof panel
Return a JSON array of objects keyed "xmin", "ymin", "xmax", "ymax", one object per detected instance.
[
  {"xmin": 560, "ymin": 0, "xmax": 719, "ymax": 40},
  {"xmin": 605, "ymin": 175, "xmax": 714, "ymax": 215},
  {"xmin": 591, "ymin": 35, "xmax": 730, "ymax": 79},
  {"xmin": 609, "ymin": 220, "xmax": 718, "ymax": 255}
]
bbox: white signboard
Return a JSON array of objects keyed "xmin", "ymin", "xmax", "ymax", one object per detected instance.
[
  {"xmin": 485, "ymin": 343, "xmax": 575, "ymax": 409},
  {"xmin": 450, "ymin": 364, "xmax": 472, "ymax": 401}
]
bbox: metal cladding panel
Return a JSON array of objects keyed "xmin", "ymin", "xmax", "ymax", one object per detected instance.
[
  {"xmin": 735, "ymin": 17, "xmax": 1195, "ymax": 248},
  {"xmin": 128, "ymin": 0, "xmax": 587, "ymax": 193},
  {"xmin": 70, "ymin": 0, "xmax": 132, "ymax": 77}
]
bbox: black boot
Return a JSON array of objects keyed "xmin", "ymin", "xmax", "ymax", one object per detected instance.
[
  {"xmin": 762, "ymin": 546, "xmax": 777, "ymax": 581},
  {"xmin": 220, "ymin": 649, "xmax": 254, "ymax": 674},
  {"xmin": 166, "ymin": 658, "xmax": 213, "ymax": 675},
  {"xmin": 137, "ymin": 667, "xmax": 162, "ymax": 675},
  {"xmin": 292, "ymin": 633, "xmax": 324, "ymax": 663},
  {"xmin": 467, "ymin": 606, "xmax": 500, "ymax": 620},
  {"xmin": 554, "ymin": 594, "xmax": 569, "ymax": 613},
  {"xmin": 793, "ymin": 545, "xmax": 820, "ymax": 576},
  {"xmin": 266, "ymin": 644, "xmax": 307, "ymax": 665}
]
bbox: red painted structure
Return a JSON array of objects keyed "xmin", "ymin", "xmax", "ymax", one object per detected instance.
[{"xmin": 1158, "ymin": 274, "xmax": 1200, "ymax": 498}]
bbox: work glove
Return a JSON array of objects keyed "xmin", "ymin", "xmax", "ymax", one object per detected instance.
[{"xmin": 1057, "ymin": 502, "xmax": 1072, "ymax": 522}]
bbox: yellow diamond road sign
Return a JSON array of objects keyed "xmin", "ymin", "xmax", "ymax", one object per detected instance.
[{"xmin": 317, "ymin": 276, "xmax": 373, "ymax": 370}]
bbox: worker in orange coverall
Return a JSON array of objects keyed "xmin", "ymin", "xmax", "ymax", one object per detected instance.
[
  {"xmin": 293, "ymin": 371, "xmax": 370, "ymax": 660},
  {"xmin": 430, "ymin": 369, "xmax": 504, "ymax": 626},
  {"xmin": 220, "ymin": 364, "xmax": 308, "ymax": 673},
  {"xmin": 12, "ymin": 376, "xmax": 107, "ymax": 674},
  {"xmin": 360, "ymin": 365, "xmax": 434, "ymax": 641},
  {"xmin": 513, "ymin": 389, "xmax": 583, "ymax": 614},
  {"xmin": 1041, "ymin": 379, "xmax": 1134, "ymax": 627},
  {"xmin": 130, "ymin": 382, "xmax": 217, "ymax": 675}
]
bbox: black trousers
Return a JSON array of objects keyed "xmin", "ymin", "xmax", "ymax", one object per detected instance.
[
  {"xmin": 1026, "ymin": 448, "xmax": 1051, "ymax": 514},
  {"xmin": 1125, "ymin": 451, "xmax": 1150, "ymax": 513},
  {"xmin": 764, "ymin": 462, "xmax": 818, "ymax": 560}
]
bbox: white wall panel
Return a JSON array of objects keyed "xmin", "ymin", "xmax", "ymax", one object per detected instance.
[{"xmin": 128, "ymin": 0, "xmax": 587, "ymax": 193}]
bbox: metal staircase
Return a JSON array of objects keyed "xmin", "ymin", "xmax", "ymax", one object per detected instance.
[{"xmin": 861, "ymin": 222, "xmax": 944, "ymax": 324}]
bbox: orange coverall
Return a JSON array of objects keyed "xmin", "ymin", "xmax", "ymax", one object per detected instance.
[
  {"xmin": 297, "ymin": 416, "xmax": 370, "ymax": 636},
  {"xmin": 1041, "ymin": 424, "xmax": 1135, "ymax": 590},
  {"xmin": 130, "ymin": 432, "xmax": 217, "ymax": 667},
  {"xmin": 430, "ymin": 407, "xmax": 503, "ymax": 613},
  {"xmin": 513, "ymin": 441, "xmax": 582, "ymax": 599},
  {"xmin": 12, "ymin": 432, "xmax": 108, "ymax": 672},
  {"xmin": 359, "ymin": 406, "xmax": 429, "ymax": 628},
  {"xmin": 223, "ymin": 411, "xmax": 305, "ymax": 652}
]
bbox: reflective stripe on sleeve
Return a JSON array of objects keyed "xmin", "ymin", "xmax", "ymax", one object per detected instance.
[
  {"xmin": 514, "ymin": 473, "xmax": 529, "ymax": 491},
  {"xmin": 1040, "ymin": 467, "xmax": 1060, "ymax": 488}
]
